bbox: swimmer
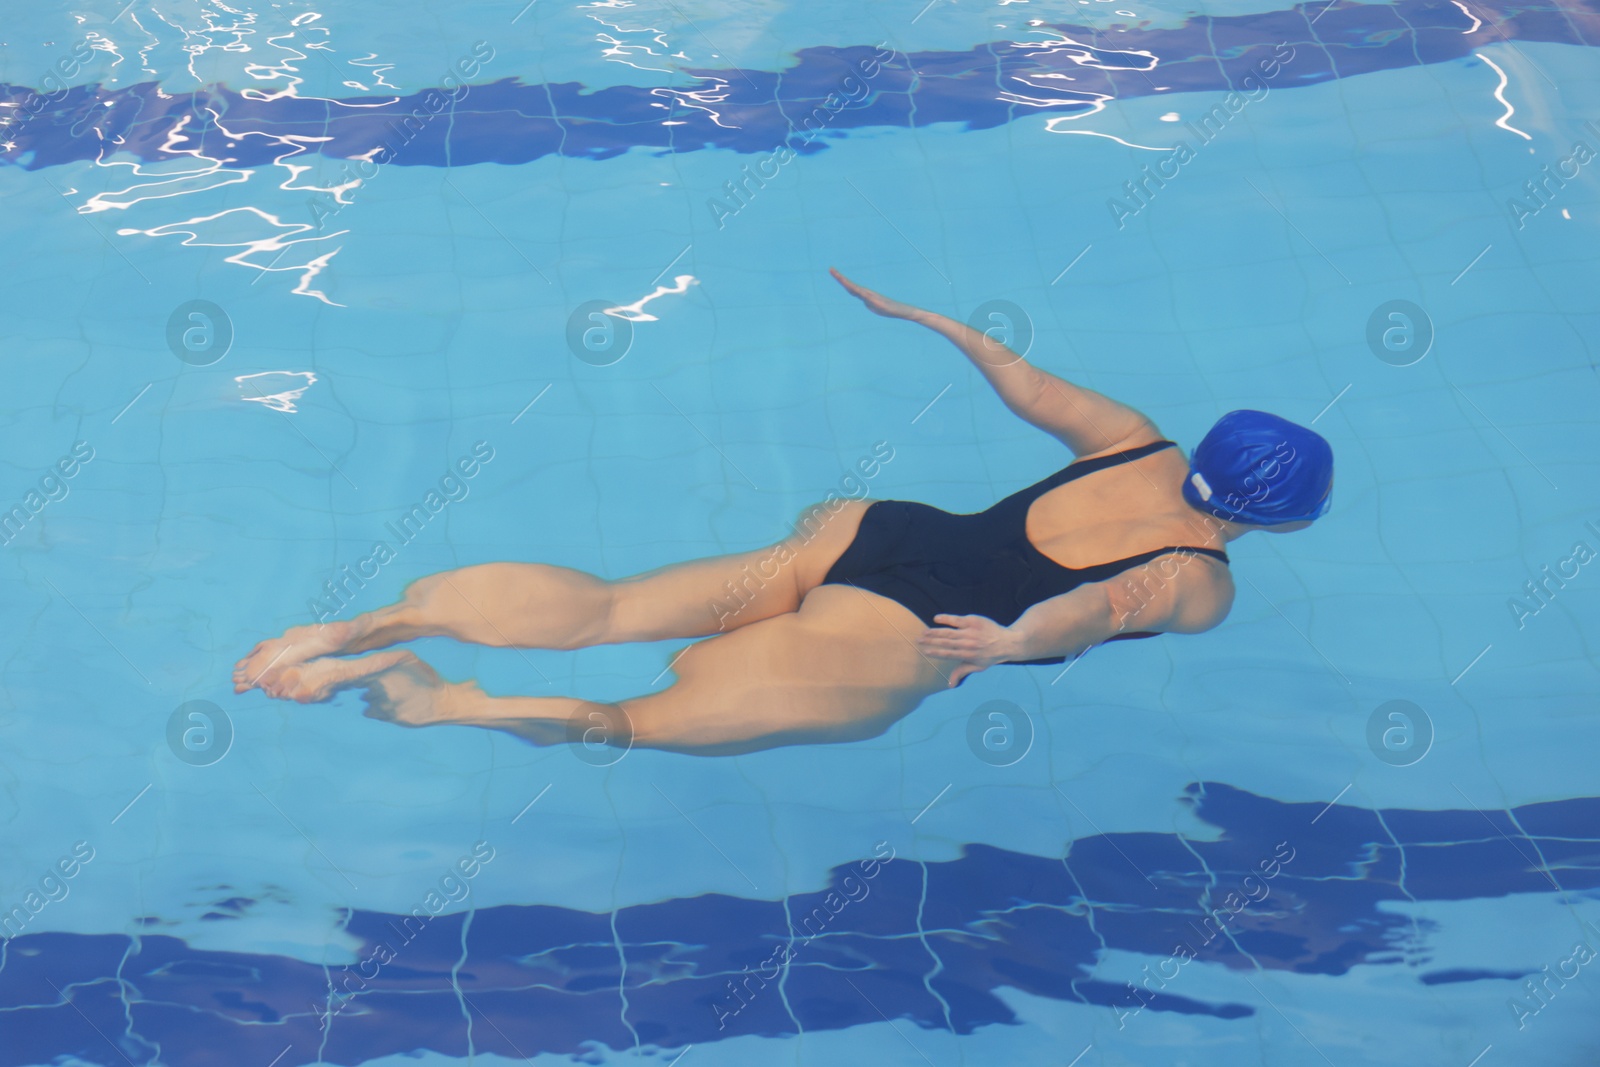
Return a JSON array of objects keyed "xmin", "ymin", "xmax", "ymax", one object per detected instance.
[{"xmin": 234, "ymin": 269, "xmax": 1334, "ymax": 756}]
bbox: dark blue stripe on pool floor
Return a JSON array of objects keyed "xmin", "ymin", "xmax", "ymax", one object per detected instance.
[
  {"xmin": 1, "ymin": 782, "xmax": 1596, "ymax": 1065},
  {"xmin": 2, "ymin": 0, "xmax": 1596, "ymax": 173}
]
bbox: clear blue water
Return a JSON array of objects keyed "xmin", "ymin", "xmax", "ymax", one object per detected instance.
[{"xmin": 2, "ymin": 0, "xmax": 1599, "ymax": 1064}]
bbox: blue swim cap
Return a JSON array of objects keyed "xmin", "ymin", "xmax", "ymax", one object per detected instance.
[{"xmin": 1182, "ymin": 410, "xmax": 1333, "ymax": 526}]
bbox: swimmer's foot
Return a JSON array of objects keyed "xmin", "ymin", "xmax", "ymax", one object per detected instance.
[
  {"xmin": 233, "ymin": 619, "xmax": 360, "ymax": 693},
  {"xmin": 358, "ymin": 652, "xmax": 485, "ymax": 729},
  {"xmin": 255, "ymin": 649, "xmax": 416, "ymax": 704}
]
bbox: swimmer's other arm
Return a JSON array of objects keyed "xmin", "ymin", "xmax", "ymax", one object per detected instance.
[
  {"xmin": 829, "ymin": 268, "xmax": 1155, "ymax": 456},
  {"xmin": 918, "ymin": 569, "xmax": 1234, "ymax": 686}
]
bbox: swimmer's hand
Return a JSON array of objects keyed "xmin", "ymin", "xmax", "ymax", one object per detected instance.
[
  {"xmin": 830, "ymin": 268, "xmax": 923, "ymax": 321},
  {"xmin": 918, "ymin": 614, "xmax": 1020, "ymax": 687}
]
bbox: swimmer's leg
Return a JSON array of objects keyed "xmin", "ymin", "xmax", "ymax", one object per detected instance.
[
  {"xmin": 255, "ymin": 648, "xmax": 430, "ymax": 704},
  {"xmin": 351, "ymin": 585, "xmax": 946, "ymax": 755},
  {"xmin": 233, "ymin": 501, "xmax": 867, "ymax": 693}
]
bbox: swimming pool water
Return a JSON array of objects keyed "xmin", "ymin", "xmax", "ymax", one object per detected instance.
[{"xmin": 2, "ymin": 0, "xmax": 1599, "ymax": 1064}]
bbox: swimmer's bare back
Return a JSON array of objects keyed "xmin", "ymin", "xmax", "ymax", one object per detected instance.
[{"xmin": 234, "ymin": 269, "xmax": 1244, "ymax": 756}]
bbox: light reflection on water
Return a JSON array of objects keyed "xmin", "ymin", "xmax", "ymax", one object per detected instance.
[{"xmin": 52, "ymin": 5, "xmax": 411, "ymax": 305}]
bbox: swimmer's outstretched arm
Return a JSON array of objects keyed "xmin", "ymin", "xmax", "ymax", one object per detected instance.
[{"xmin": 830, "ymin": 268, "xmax": 1156, "ymax": 456}]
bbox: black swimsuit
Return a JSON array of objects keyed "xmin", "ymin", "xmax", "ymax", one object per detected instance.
[{"xmin": 820, "ymin": 440, "xmax": 1229, "ymax": 665}]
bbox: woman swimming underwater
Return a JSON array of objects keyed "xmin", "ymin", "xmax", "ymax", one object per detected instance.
[{"xmin": 234, "ymin": 269, "xmax": 1334, "ymax": 756}]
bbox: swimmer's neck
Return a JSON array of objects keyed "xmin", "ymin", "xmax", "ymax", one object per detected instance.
[{"xmin": 1185, "ymin": 507, "xmax": 1314, "ymax": 542}]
